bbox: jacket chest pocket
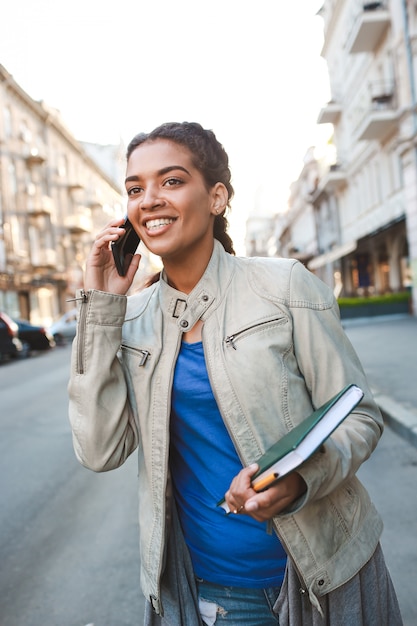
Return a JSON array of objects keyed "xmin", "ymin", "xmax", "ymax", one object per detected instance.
[{"xmin": 224, "ymin": 316, "xmax": 288, "ymax": 350}]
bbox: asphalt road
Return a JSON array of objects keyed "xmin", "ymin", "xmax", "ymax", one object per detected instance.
[
  {"xmin": 0, "ymin": 346, "xmax": 144, "ymax": 626},
  {"xmin": 358, "ymin": 425, "xmax": 417, "ymax": 626},
  {"xmin": 1, "ymin": 345, "xmax": 415, "ymax": 625}
]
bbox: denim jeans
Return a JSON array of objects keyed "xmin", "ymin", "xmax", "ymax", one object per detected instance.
[{"xmin": 196, "ymin": 578, "xmax": 280, "ymax": 626}]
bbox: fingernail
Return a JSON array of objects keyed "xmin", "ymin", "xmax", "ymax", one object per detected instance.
[{"xmin": 245, "ymin": 500, "xmax": 258, "ymax": 512}]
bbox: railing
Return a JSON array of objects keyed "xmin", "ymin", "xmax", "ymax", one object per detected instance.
[
  {"xmin": 363, "ymin": 2, "xmax": 386, "ymax": 11},
  {"xmin": 369, "ymin": 80, "xmax": 396, "ymax": 109}
]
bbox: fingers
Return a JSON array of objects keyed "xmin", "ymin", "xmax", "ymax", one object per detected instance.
[
  {"xmin": 92, "ymin": 220, "xmax": 126, "ymax": 255},
  {"xmin": 224, "ymin": 463, "xmax": 258, "ymax": 515},
  {"xmin": 225, "ymin": 469, "xmax": 307, "ymax": 522},
  {"xmin": 84, "ymin": 220, "xmax": 141, "ymax": 294},
  {"xmin": 244, "ymin": 473, "xmax": 307, "ymax": 522},
  {"xmin": 124, "ymin": 253, "xmax": 141, "ymax": 279}
]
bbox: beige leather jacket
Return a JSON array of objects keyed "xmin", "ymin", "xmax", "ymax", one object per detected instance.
[{"xmin": 68, "ymin": 240, "xmax": 383, "ymax": 615}]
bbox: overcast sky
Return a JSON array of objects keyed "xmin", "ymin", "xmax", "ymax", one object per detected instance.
[{"xmin": 1, "ymin": 0, "xmax": 330, "ymax": 251}]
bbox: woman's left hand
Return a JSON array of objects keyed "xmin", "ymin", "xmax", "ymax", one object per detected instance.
[{"xmin": 224, "ymin": 464, "xmax": 307, "ymax": 522}]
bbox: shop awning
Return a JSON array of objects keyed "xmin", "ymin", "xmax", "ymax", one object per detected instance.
[{"xmin": 308, "ymin": 241, "xmax": 357, "ymax": 270}]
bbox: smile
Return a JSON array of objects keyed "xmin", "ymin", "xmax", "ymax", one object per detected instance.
[{"xmin": 146, "ymin": 218, "xmax": 176, "ymax": 231}]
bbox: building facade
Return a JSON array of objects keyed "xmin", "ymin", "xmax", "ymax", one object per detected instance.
[
  {"xmin": 0, "ymin": 64, "xmax": 125, "ymax": 325},
  {"xmin": 273, "ymin": 1, "xmax": 417, "ymax": 314}
]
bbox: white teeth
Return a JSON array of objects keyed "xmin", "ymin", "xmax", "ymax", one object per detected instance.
[{"xmin": 146, "ymin": 218, "xmax": 175, "ymax": 230}]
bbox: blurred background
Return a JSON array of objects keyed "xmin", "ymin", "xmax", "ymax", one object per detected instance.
[
  {"xmin": 1, "ymin": 0, "xmax": 329, "ymax": 326},
  {"xmin": 2, "ymin": 0, "xmax": 416, "ymax": 328}
]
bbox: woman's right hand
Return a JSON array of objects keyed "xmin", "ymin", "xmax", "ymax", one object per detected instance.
[{"xmin": 84, "ymin": 218, "xmax": 141, "ymax": 295}]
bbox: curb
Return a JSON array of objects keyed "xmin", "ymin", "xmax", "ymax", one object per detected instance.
[{"xmin": 372, "ymin": 389, "xmax": 417, "ymax": 450}]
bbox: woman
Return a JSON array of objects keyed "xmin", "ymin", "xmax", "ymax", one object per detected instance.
[{"xmin": 68, "ymin": 122, "xmax": 402, "ymax": 625}]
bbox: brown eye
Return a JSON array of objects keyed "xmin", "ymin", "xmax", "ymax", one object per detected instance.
[
  {"xmin": 127, "ymin": 186, "xmax": 142, "ymax": 196},
  {"xmin": 164, "ymin": 177, "xmax": 182, "ymax": 187}
]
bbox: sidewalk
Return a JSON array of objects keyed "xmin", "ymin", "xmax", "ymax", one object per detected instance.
[{"xmin": 342, "ymin": 314, "xmax": 417, "ymax": 449}]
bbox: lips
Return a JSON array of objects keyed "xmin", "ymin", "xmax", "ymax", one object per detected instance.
[{"xmin": 145, "ymin": 218, "xmax": 176, "ymax": 231}]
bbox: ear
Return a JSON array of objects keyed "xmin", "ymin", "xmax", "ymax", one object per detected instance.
[{"xmin": 210, "ymin": 182, "xmax": 228, "ymax": 216}]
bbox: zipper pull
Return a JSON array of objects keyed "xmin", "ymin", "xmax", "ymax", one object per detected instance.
[
  {"xmin": 139, "ymin": 350, "xmax": 150, "ymax": 366},
  {"xmin": 66, "ymin": 289, "xmax": 88, "ymax": 303},
  {"xmin": 225, "ymin": 335, "xmax": 237, "ymax": 350}
]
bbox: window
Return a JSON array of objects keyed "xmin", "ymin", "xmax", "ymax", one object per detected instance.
[
  {"xmin": 8, "ymin": 161, "xmax": 17, "ymax": 199},
  {"xmin": 3, "ymin": 106, "xmax": 12, "ymax": 138},
  {"xmin": 19, "ymin": 120, "xmax": 32, "ymax": 143}
]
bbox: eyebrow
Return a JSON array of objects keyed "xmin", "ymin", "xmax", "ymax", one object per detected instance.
[{"xmin": 125, "ymin": 165, "xmax": 191, "ymax": 184}]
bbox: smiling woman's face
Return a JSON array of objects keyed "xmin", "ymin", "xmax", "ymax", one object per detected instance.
[{"xmin": 125, "ymin": 138, "xmax": 223, "ymax": 265}]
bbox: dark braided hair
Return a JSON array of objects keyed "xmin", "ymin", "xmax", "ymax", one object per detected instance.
[{"xmin": 126, "ymin": 122, "xmax": 235, "ymax": 255}]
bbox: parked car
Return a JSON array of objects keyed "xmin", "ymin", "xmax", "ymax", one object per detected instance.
[
  {"xmin": 12, "ymin": 318, "xmax": 56, "ymax": 352},
  {"xmin": 0, "ymin": 312, "xmax": 24, "ymax": 361},
  {"xmin": 48, "ymin": 309, "xmax": 77, "ymax": 345}
]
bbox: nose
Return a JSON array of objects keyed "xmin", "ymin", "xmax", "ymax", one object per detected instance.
[{"xmin": 140, "ymin": 184, "xmax": 164, "ymax": 210}]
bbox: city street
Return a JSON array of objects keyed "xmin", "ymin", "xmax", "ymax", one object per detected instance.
[
  {"xmin": 1, "ymin": 344, "xmax": 416, "ymax": 625},
  {"xmin": 0, "ymin": 347, "xmax": 144, "ymax": 626}
]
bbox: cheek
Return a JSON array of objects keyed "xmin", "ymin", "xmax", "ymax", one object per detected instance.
[
  {"xmin": 127, "ymin": 197, "xmax": 141, "ymax": 216},
  {"xmin": 187, "ymin": 191, "xmax": 213, "ymax": 218},
  {"xmin": 185, "ymin": 206, "xmax": 213, "ymax": 231}
]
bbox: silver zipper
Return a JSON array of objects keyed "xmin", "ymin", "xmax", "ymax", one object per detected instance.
[
  {"xmin": 76, "ymin": 289, "xmax": 88, "ymax": 374},
  {"xmin": 121, "ymin": 344, "xmax": 151, "ymax": 366},
  {"xmin": 138, "ymin": 350, "xmax": 150, "ymax": 366},
  {"xmin": 225, "ymin": 317, "xmax": 285, "ymax": 350}
]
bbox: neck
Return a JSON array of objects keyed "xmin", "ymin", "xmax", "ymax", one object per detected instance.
[{"xmin": 163, "ymin": 243, "xmax": 214, "ymax": 294}]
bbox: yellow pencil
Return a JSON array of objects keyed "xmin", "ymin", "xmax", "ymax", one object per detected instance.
[{"xmin": 252, "ymin": 471, "xmax": 279, "ymax": 492}]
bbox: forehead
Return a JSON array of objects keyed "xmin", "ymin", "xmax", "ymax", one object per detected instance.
[{"xmin": 126, "ymin": 139, "xmax": 195, "ymax": 175}]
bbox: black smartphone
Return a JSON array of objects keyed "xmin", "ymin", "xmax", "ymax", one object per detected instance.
[{"xmin": 111, "ymin": 218, "xmax": 141, "ymax": 276}]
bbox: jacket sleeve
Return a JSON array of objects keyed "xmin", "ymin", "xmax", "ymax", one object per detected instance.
[
  {"xmin": 68, "ymin": 289, "xmax": 139, "ymax": 472},
  {"xmin": 285, "ymin": 262, "xmax": 384, "ymax": 506}
]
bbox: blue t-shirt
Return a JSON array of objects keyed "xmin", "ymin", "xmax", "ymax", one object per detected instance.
[{"xmin": 170, "ymin": 340, "xmax": 287, "ymax": 588}]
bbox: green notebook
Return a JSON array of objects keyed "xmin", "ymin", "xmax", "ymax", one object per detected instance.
[{"xmin": 218, "ymin": 383, "xmax": 364, "ymax": 513}]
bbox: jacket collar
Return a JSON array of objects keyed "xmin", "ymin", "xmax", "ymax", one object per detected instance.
[{"xmin": 159, "ymin": 240, "xmax": 235, "ymax": 332}]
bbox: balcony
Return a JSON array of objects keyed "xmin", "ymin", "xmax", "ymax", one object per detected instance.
[
  {"xmin": 31, "ymin": 249, "xmax": 57, "ymax": 268},
  {"xmin": 64, "ymin": 207, "xmax": 92, "ymax": 234},
  {"xmin": 24, "ymin": 146, "xmax": 46, "ymax": 166},
  {"xmin": 347, "ymin": 3, "xmax": 390, "ymax": 54},
  {"xmin": 27, "ymin": 195, "xmax": 53, "ymax": 216},
  {"xmin": 311, "ymin": 164, "xmax": 347, "ymax": 202},
  {"xmin": 67, "ymin": 182, "xmax": 84, "ymax": 191},
  {"xmin": 322, "ymin": 164, "xmax": 347, "ymax": 192},
  {"xmin": 317, "ymin": 101, "xmax": 342, "ymax": 125},
  {"xmin": 356, "ymin": 81, "xmax": 399, "ymax": 142}
]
